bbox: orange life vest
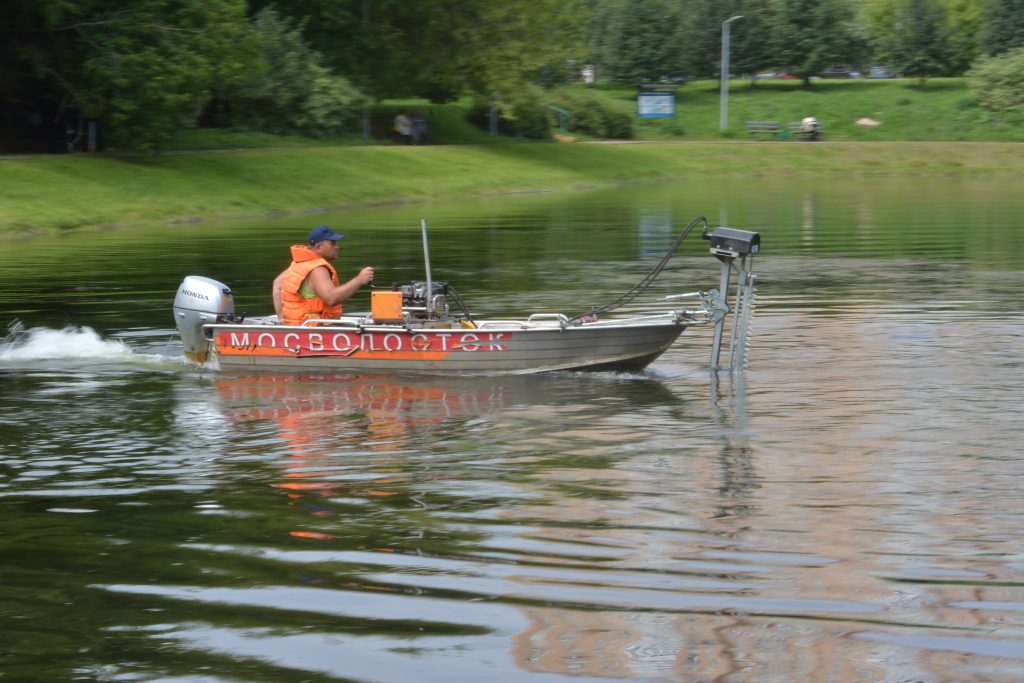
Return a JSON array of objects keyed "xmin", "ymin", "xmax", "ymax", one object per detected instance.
[{"xmin": 280, "ymin": 244, "xmax": 342, "ymax": 326}]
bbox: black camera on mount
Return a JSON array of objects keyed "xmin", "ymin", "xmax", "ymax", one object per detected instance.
[{"xmin": 702, "ymin": 227, "xmax": 761, "ymax": 261}]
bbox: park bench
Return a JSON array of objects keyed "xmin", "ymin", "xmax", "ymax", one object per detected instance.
[
  {"xmin": 745, "ymin": 120, "xmax": 781, "ymax": 138},
  {"xmin": 789, "ymin": 121, "xmax": 824, "ymax": 141}
]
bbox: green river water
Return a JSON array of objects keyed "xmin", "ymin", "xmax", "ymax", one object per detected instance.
[{"xmin": 1, "ymin": 176, "xmax": 1023, "ymax": 682}]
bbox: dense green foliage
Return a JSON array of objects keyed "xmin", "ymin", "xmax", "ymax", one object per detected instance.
[
  {"xmin": 4, "ymin": 0, "xmax": 1024, "ymax": 152},
  {"xmin": 549, "ymin": 89, "xmax": 635, "ymax": 139},
  {"xmin": 968, "ymin": 47, "xmax": 1024, "ymax": 112},
  {"xmin": 592, "ymin": 0, "xmax": 688, "ymax": 84},
  {"xmin": 775, "ymin": 0, "xmax": 861, "ymax": 84},
  {"xmin": 467, "ymin": 86, "xmax": 553, "ymax": 140},
  {"xmin": 255, "ymin": 0, "xmax": 586, "ymax": 105},
  {"xmin": 981, "ymin": 0, "xmax": 1024, "ymax": 56},
  {"xmin": 209, "ymin": 9, "xmax": 365, "ymax": 137},
  {"xmin": 589, "ymin": 0, "xmax": 811, "ymax": 85},
  {"xmin": 2, "ymin": 0, "xmax": 254, "ymax": 151},
  {"xmin": 2, "ymin": 0, "xmax": 584, "ymax": 152},
  {"xmin": 944, "ymin": 0, "xmax": 986, "ymax": 72},
  {"xmin": 893, "ymin": 0, "xmax": 954, "ymax": 81}
]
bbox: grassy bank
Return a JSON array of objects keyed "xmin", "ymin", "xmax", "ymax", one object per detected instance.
[
  {"xmin": 594, "ymin": 78, "xmax": 1024, "ymax": 142},
  {"xmin": 3, "ymin": 140, "xmax": 1024, "ymax": 236},
  {"xmin": 160, "ymin": 78, "xmax": 1024, "ymax": 149},
  {"xmin": 5, "ymin": 77, "xmax": 1023, "ymax": 237}
]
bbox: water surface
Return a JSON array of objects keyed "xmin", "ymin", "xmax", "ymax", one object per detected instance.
[{"xmin": 1, "ymin": 176, "xmax": 1023, "ymax": 682}]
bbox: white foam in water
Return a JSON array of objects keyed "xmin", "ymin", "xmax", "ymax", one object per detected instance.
[{"xmin": 1, "ymin": 321, "xmax": 141, "ymax": 362}]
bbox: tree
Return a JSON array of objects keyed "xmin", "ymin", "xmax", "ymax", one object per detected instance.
[
  {"xmin": 774, "ymin": 0, "xmax": 861, "ymax": 85},
  {"xmin": 416, "ymin": 0, "xmax": 588, "ymax": 106},
  {"xmin": 212, "ymin": 9, "xmax": 365, "ymax": 137},
  {"xmin": 664, "ymin": 0, "xmax": 780, "ymax": 83},
  {"xmin": 857, "ymin": 0, "xmax": 982, "ymax": 72},
  {"xmin": 861, "ymin": 0, "xmax": 905, "ymax": 66},
  {"xmin": 981, "ymin": 0, "xmax": 1024, "ymax": 56},
  {"xmin": 249, "ymin": 0, "xmax": 416, "ymax": 100},
  {"xmin": 944, "ymin": 0, "xmax": 986, "ymax": 73},
  {"xmin": 893, "ymin": 0, "xmax": 953, "ymax": 82},
  {"xmin": 725, "ymin": 0, "xmax": 779, "ymax": 82},
  {"xmin": 1, "ymin": 0, "xmax": 255, "ymax": 151},
  {"xmin": 595, "ymin": 0, "xmax": 687, "ymax": 84},
  {"xmin": 262, "ymin": 0, "xmax": 588, "ymax": 106},
  {"xmin": 677, "ymin": 0, "xmax": 724, "ymax": 81}
]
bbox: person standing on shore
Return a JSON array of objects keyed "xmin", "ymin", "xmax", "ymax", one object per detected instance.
[
  {"xmin": 273, "ymin": 225, "xmax": 374, "ymax": 326},
  {"xmin": 393, "ymin": 110, "xmax": 413, "ymax": 144},
  {"xmin": 801, "ymin": 115, "xmax": 821, "ymax": 141}
]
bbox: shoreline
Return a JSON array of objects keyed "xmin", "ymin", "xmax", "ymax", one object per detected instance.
[{"xmin": 3, "ymin": 141, "xmax": 1023, "ymax": 238}]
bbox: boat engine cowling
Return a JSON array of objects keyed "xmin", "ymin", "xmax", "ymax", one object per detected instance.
[
  {"xmin": 173, "ymin": 275, "xmax": 235, "ymax": 364},
  {"xmin": 395, "ymin": 281, "xmax": 449, "ymax": 320}
]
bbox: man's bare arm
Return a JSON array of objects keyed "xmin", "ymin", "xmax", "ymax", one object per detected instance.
[{"xmin": 308, "ymin": 265, "xmax": 375, "ymax": 306}]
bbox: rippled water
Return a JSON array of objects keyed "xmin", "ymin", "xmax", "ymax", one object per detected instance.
[{"xmin": 1, "ymin": 177, "xmax": 1023, "ymax": 682}]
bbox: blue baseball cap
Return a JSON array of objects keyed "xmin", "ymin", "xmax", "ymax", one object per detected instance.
[{"xmin": 308, "ymin": 225, "xmax": 345, "ymax": 244}]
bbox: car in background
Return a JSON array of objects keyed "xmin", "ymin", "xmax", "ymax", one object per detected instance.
[
  {"xmin": 756, "ymin": 72, "xmax": 799, "ymax": 80},
  {"xmin": 819, "ymin": 65, "xmax": 861, "ymax": 78},
  {"xmin": 868, "ymin": 66, "xmax": 898, "ymax": 78}
]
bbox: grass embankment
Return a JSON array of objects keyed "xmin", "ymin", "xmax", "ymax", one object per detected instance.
[
  {"xmin": 590, "ymin": 77, "xmax": 1024, "ymax": 142},
  {"xmin": 172, "ymin": 79, "xmax": 1024, "ymax": 147},
  {"xmin": 4, "ymin": 142, "xmax": 1023, "ymax": 236},
  {"xmin": 2, "ymin": 79, "xmax": 1022, "ymax": 236}
]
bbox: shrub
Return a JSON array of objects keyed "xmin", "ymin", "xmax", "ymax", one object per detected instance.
[
  {"xmin": 291, "ymin": 68, "xmax": 366, "ymax": 136},
  {"xmin": 549, "ymin": 89, "xmax": 634, "ymax": 139},
  {"xmin": 467, "ymin": 85, "xmax": 552, "ymax": 140},
  {"xmin": 968, "ymin": 47, "xmax": 1024, "ymax": 113},
  {"xmin": 216, "ymin": 8, "xmax": 366, "ymax": 137}
]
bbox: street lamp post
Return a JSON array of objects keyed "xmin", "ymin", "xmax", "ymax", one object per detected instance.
[{"xmin": 719, "ymin": 15, "xmax": 744, "ymax": 132}]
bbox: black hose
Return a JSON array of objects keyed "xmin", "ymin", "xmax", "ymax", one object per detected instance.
[
  {"xmin": 446, "ymin": 284, "xmax": 476, "ymax": 325},
  {"xmin": 568, "ymin": 215, "xmax": 708, "ymax": 324}
]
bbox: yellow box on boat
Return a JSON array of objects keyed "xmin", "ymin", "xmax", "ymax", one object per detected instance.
[{"xmin": 371, "ymin": 291, "xmax": 403, "ymax": 322}]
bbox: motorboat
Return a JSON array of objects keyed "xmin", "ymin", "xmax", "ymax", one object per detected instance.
[{"xmin": 173, "ymin": 218, "xmax": 760, "ymax": 375}]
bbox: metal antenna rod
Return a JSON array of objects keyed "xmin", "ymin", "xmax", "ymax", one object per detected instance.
[
  {"xmin": 730, "ymin": 270, "xmax": 757, "ymax": 369},
  {"xmin": 421, "ymin": 219, "xmax": 433, "ymax": 315},
  {"xmin": 710, "ymin": 258, "xmax": 733, "ymax": 369},
  {"xmin": 726, "ymin": 254, "xmax": 749, "ymax": 367},
  {"xmin": 727, "ymin": 255, "xmax": 756, "ymax": 369}
]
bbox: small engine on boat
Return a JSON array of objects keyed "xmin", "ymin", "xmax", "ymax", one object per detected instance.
[
  {"xmin": 394, "ymin": 281, "xmax": 449, "ymax": 320},
  {"xmin": 172, "ymin": 275, "xmax": 237, "ymax": 363}
]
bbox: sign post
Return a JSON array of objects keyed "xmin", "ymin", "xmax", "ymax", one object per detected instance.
[{"xmin": 719, "ymin": 15, "xmax": 744, "ymax": 131}]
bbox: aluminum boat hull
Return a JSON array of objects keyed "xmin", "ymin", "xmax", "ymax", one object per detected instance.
[{"xmin": 205, "ymin": 314, "xmax": 690, "ymax": 375}]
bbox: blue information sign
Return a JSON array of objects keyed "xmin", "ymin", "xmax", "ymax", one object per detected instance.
[{"xmin": 637, "ymin": 91, "xmax": 675, "ymax": 118}]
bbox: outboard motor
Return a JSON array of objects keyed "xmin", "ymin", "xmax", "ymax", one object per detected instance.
[
  {"xmin": 395, "ymin": 281, "xmax": 449, "ymax": 320},
  {"xmin": 173, "ymin": 276, "xmax": 235, "ymax": 364}
]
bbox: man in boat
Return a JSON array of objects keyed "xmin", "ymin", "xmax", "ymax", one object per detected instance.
[{"xmin": 272, "ymin": 225, "xmax": 375, "ymax": 326}]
